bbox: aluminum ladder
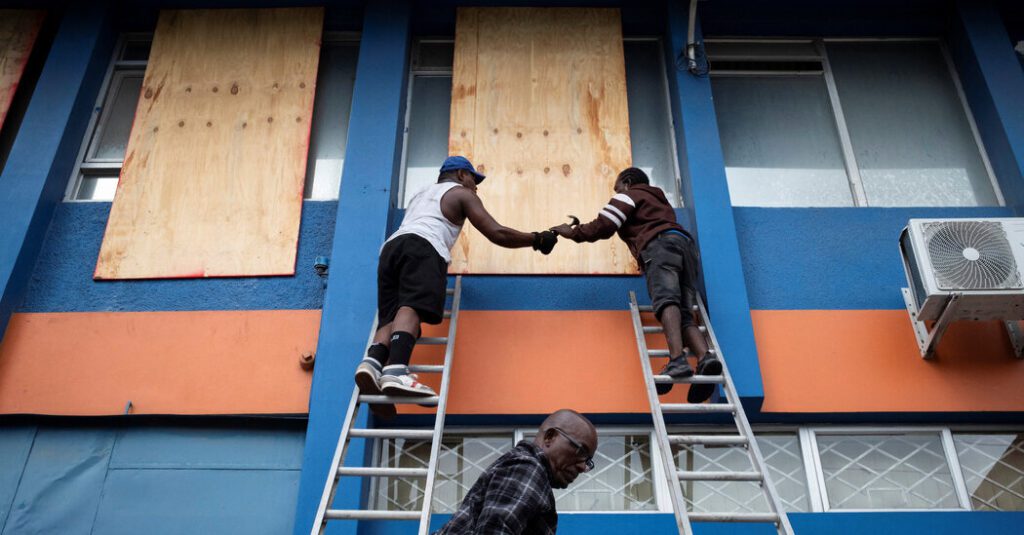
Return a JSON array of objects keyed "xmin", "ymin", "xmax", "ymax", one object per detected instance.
[
  {"xmin": 628, "ymin": 291, "xmax": 794, "ymax": 535},
  {"xmin": 311, "ymin": 276, "xmax": 462, "ymax": 535}
]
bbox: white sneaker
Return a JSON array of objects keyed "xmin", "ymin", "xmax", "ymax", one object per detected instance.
[
  {"xmin": 380, "ymin": 373, "xmax": 437, "ymax": 397},
  {"xmin": 354, "ymin": 360, "xmax": 382, "ymax": 395}
]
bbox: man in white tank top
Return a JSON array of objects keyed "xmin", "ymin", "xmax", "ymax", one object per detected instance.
[{"xmin": 355, "ymin": 156, "xmax": 558, "ymax": 415}]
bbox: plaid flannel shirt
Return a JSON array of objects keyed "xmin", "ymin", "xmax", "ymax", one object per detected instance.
[{"xmin": 434, "ymin": 440, "xmax": 558, "ymax": 535}]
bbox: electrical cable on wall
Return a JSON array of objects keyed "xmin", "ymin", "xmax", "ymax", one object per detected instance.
[{"xmin": 679, "ymin": 0, "xmax": 710, "ymax": 77}]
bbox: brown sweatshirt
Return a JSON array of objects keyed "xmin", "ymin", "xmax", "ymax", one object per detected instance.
[{"xmin": 566, "ymin": 184, "xmax": 690, "ymax": 265}]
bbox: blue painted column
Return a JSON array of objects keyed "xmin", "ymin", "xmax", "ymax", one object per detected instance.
[
  {"xmin": 663, "ymin": 1, "xmax": 765, "ymax": 407},
  {"xmin": 0, "ymin": 4, "xmax": 114, "ymax": 339},
  {"xmin": 951, "ymin": 0, "xmax": 1024, "ymax": 212},
  {"xmin": 293, "ymin": 1, "xmax": 412, "ymax": 533}
]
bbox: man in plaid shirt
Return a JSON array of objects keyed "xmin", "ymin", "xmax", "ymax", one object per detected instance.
[{"xmin": 434, "ymin": 409, "xmax": 597, "ymax": 535}]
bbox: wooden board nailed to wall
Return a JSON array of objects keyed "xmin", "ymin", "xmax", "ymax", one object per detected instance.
[
  {"xmin": 0, "ymin": 10, "xmax": 44, "ymax": 131},
  {"xmin": 95, "ymin": 8, "xmax": 323, "ymax": 279},
  {"xmin": 449, "ymin": 7, "xmax": 637, "ymax": 275}
]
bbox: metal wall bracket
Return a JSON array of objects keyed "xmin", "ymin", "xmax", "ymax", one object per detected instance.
[
  {"xmin": 902, "ymin": 288, "xmax": 961, "ymax": 360},
  {"xmin": 1005, "ymin": 321, "xmax": 1024, "ymax": 359}
]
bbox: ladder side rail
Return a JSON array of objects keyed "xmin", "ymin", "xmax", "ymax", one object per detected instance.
[
  {"xmin": 417, "ymin": 276, "xmax": 463, "ymax": 535},
  {"xmin": 629, "ymin": 292, "xmax": 694, "ymax": 535},
  {"xmin": 694, "ymin": 296, "xmax": 794, "ymax": 535},
  {"xmin": 311, "ymin": 317, "xmax": 380, "ymax": 535}
]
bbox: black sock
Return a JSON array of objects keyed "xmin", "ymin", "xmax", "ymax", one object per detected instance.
[
  {"xmin": 386, "ymin": 331, "xmax": 417, "ymax": 368},
  {"xmin": 366, "ymin": 343, "xmax": 389, "ymax": 366}
]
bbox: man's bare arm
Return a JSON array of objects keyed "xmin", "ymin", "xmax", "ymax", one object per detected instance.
[{"xmin": 453, "ymin": 188, "xmax": 535, "ymax": 248}]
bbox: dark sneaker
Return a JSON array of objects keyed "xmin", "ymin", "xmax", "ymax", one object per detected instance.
[
  {"xmin": 656, "ymin": 355, "xmax": 694, "ymax": 395},
  {"xmin": 687, "ymin": 353, "xmax": 723, "ymax": 403}
]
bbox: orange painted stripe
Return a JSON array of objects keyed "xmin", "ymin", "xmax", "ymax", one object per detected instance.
[
  {"xmin": 402, "ymin": 310, "xmax": 689, "ymax": 415},
  {"xmin": 753, "ymin": 310, "xmax": 1024, "ymax": 413},
  {"xmin": 0, "ymin": 310, "xmax": 319, "ymax": 415}
]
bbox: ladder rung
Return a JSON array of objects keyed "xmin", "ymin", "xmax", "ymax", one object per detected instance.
[
  {"xmin": 661, "ymin": 403, "xmax": 734, "ymax": 414},
  {"xmin": 653, "ymin": 374, "xmax": 725, "ymax": 385},
  {"xmin": 446, "ymin": 288, "xmax": 455, "ymax": 295},
  {"xmin": 359, "ymin": 395, "xmax": 440, "ymax": 406},
  {"xmin": 648, "ymin": 349, "xmax": 670, "ymax": 357},
  {"xmin": 688, "ymin": 512, "xmax": 779, "ymax": 523},
  {"xmin": 643, "ymin": 326, "xmax": 663, "ymax": 334},
  {"xmin": 443, "ymin": 311, "xmax": 452, "ymax": 319},
  {"xmin": 668, "ymin": 435, "xmax": 748, "ymax": 446},
  {"xmin": 419, "ymin": 337, "xmax": 448, "ymax": 345},
  {"xmin": 408, "ymin": 365, "xmax": 444, "ymax": 373},
  {"xmin": 349, "ymin": 428, "xmax": 435, "ymax": 440},
  {"xmin": 325, "ymin": 510, "xmax": 421, "ymax": 521},
  {"xmin": 677, "ymin": 470, "xmax": 762, "ymax": 482},
  {"xmin": 638, "ymin": 305, "xmax": 653, "ymax": 312},
  {"xmin": 337, "ymin": 467, "xmax": 428, "ymax": 478}
]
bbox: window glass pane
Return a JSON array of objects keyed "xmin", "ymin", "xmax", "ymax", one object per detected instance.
[
  {"xmin": 757, "ymin": 434, "xmax": 811, "ymax": 512},
  {"xmin": 827, "ymin": 42, "xmax": 997, "ymax": 207},
  {"xmin": 120, "ymin": 40, "xmax": 152, "ymax": 61},
  {"xmin": 414, "ymin": 42, "xmax": 454, "ymax": 71},
  {"xmin": 712, "ymin": 76, "xmax": 853, "ymax": 206},
  {"xmin": 403, "ymin": 75, "xmax": 452, "ymax": 206},
  {"xmin": 89, "ymin": 73, "xmax": 143, "ymax": 161},
  {"xmin": 373, "ymin": 434, "xmax": 514, "ymax": 512},
  {"xmin": 816, "ymin": 433, "xmax": 959, "ymax": 510},
  {"xmin": 554, "ymin": 434, "xmax": 656, "ymax": 511},
  {"xmin": 706, "ymin": 41, "xmax": 820, "ymax": 61},
  {"xmin": 674, "ymin": 438, "xmax": 771, "ymax": 514},
  {"xmin": 624, "ymin": 40, "xmax": 681, "ymax": 207},
  {"xmin": 75, "ymin": 175, "xmax": 119, "ymax": 201},
  {"xmin": 304, "ymin": 42, "xmax": 359, "ymax": 200},
  {"xmin": 954, "ymin": 433, "xmax": 1024, "ymax": 511}
]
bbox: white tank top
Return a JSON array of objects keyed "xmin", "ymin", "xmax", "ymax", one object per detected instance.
[{"xmin": 386, "ymin": 182, "xmax": 464, "ymax": 263}]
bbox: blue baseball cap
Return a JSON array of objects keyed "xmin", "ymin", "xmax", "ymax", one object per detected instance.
[{"xmin": 440, "ymin": 155, "xmax": 486, "ymax": 184}]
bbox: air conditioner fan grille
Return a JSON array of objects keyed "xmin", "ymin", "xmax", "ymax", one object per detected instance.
[{"xmin": 923, "ymin": 221, "xmax": 1021, "ymax": 291}]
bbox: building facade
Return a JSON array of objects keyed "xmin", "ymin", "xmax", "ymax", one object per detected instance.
[{"xmin": 0, "ymin": 1, "xmax": 1022, "ymax": 534}]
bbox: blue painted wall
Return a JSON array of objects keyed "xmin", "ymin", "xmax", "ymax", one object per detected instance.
[
  {"xmin": 0, "ymin": 4, "xmax": 114, "ymax": 339},
  {"xmin": 295, "ymin": 2, "xmax": 412, "ymax": 533},
  {"xmin": 18, "ymin": 201, "xmax": 337, "ymax": 313},
  {"xmin": 0, "ymin": 424, "xmax": 304, "ymax": 535},
  {"xmin": 735, "ymin": 207, "xmax": 1014, "ymax": 310},
  {"xmin": 357, "ymin": 511, "xmax": 1024, "ymax": 535}
]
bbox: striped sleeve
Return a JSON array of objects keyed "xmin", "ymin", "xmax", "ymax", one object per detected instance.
[{"xmin": 567, "ymin": 192, "xmax": 637, "ymax": 243}]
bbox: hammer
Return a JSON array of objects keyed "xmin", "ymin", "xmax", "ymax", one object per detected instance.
[{"xmin": 567, "ymin": 215, "xmax": 581, "ymax": 228}]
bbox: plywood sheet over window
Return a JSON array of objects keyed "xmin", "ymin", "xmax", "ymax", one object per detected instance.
[
  {"xmin": 449, "ymin": 8, "xmax": 637, "ymax": 274},
  {"xmin": 0, "ymin": 10, "xmax": 44, "ymax": 130},
  {"xmin": 95, "ymin": 8, "xmax": 323, "ymax": 280}
]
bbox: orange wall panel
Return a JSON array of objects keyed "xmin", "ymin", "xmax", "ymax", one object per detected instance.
[
  {"xmin": 0, "ymin": 310, "xmax": 319, "ymax": 415},
  {"xmin": 753, "ymin": 310, "xmax": 1024, "ymax": 413},
  {"xmin": 401, "ymin": 310, "xmax": 688, "ymax": 415}
]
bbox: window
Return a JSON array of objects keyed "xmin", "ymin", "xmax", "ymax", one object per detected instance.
[
  {"xmin": 953, "ymin": 432, "xmax": 1024, "ymax": 511},
  {"xmin": 810, "ymin": 430, "xmax": 962, "ymax": 510},
  {"xmin": 708, "ymin": 39, "xmax": 1002, "ymax": 207},
  {"xmin": 66, "ymin": 33, "xmax": 358, "ymax": 202},
  {"xmin": 398, "ymin": 38, "xmax": 683, "ymax": 208},
  {"xmin": 369, "ymin": 426, "xmax": 1024, "ymax": 514}
]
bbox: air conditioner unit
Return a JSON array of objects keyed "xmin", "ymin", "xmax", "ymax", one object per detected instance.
[{"xmin": 898, "ymin": 218, "xmax": 1024, "ymax": 359}]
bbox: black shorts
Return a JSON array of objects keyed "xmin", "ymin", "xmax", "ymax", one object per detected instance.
[
  {"xmin": 377, "ymin": 234, "xmax": 449, "ymax": 326},
  {"xmin": 640, "ymin": 231, "xmax": 700, "ymax": 328}
]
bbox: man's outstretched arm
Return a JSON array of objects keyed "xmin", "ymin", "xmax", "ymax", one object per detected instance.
[
  {"xmin": 455, "ymin": 188, "xmax": 557, "ymax": 253},
  {"xmin": 551, "ymin": 193, "xmax": 635, "ymax": 243}
]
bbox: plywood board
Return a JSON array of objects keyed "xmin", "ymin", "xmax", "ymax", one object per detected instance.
[
  {"xmin": 449, "ymin": 7, "xmax": 637, "ymax": 274},
  {"xmin": 0, "ymin": 10, "xmax": 44, "ymax": 130},
  {"xmin": 95, "ymin": 8, "xmax": 323, "ymax": 279}
]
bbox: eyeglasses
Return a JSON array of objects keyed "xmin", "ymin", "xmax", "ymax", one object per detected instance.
[{"xmin": 551, "ymin": 427, "xmax": 595, "ymax": 472}]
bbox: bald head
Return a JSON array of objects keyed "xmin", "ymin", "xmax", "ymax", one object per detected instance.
[{"xmin": 534, "ymin": 409, "xmax": 598, "ymax": 489}]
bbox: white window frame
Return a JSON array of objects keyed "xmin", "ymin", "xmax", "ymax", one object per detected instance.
[
  {"xmin": 370, "ymin": 424, "xmax": 1024, "ymax": 515},
  {"xmin": 65, "ymin": 31, "xmax": 360, "ymax": 202},
  {"xmin": 706, "ymin": 37, "xmax": 1005, "ymax": 208},
  {"xmin": 396, "ymin": 36, "xmax": 686, "ymax": 208}
]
